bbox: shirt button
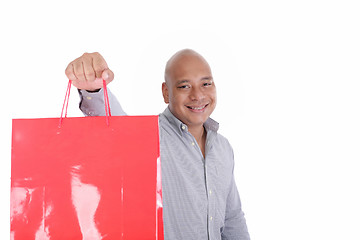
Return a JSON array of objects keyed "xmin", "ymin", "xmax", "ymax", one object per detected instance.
[
  {"xmin": 191, "ymin": 142, "xmax": 195, "ymax": 146},
  {"xmin": 182, "ymin": 126, "xmax": 186, "ymax": 130},
  {"xmin": 210, "ymin": 216, "xmax": 213, "ymax": 221},
  {"xmin": 209, "ymin": 190, "xmax": 212, "ymax": 195},
  {"xmin": 86, "ymin": 96, "xmax": 92, "ymax": 100}
]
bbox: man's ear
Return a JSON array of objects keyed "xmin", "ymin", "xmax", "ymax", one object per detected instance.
[{"xmin": 162, "ymin": 82, "xmax": 169, "ymax": 104}]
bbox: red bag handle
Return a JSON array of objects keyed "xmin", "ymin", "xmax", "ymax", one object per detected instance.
[
  {"xmin": 59, "ymin": 80, "xmax": 111, "ymax": 127},
  {"xmin": 103, "ymin": 79, "xmax": 112, "ymax": 124}
]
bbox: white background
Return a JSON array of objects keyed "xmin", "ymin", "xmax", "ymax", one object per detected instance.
[{"xmin": 1, "ymin": 0, "xmax": 359, "ymax": 239}]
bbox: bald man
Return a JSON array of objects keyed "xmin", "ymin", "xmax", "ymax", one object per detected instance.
[{"xmin": 66, "ymin": 49, "xmax": 250, "ymax": 240}]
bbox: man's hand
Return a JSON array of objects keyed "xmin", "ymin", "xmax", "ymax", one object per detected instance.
[{"xmin": 65, "ymin": 52, "xmax": 114, "ymax": 91}]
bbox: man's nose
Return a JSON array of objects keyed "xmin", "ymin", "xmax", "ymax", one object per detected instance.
[{"xmin": 190, "ymin": 87, "xmax": 205, "ymax": 101}]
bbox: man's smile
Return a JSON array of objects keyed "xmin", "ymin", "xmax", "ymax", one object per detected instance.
[{"xmin": 186, "ymin": 104, "xmax": 209, "ymax": 112}]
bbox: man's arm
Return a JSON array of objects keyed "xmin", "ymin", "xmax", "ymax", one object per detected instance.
[
  {"xmin": 221, "ymin": 175, "xmax": 250, "ymax": 240},
  {"xmin": 78, "ymin": 88, "xmax": 126, "ymax": 116}
]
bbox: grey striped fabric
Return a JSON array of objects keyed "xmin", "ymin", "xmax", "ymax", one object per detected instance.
[{"xmin": 79, "ymin": 89, "xmax": 250, "ymax": 240}]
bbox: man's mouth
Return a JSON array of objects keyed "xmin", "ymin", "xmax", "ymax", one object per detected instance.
[{"xmin": 186, "ymin": 104, "xmax": 208, "ymax": 111}]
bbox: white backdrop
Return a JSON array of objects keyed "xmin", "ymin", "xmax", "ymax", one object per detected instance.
[{"xmin": 1, "ymin": 0, "xmax": 359, "ymax": 239}]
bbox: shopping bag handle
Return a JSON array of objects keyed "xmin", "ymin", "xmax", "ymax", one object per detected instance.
[{"xmin": 59, "ymin": 80, "xmax": 111, "ymax": 127}]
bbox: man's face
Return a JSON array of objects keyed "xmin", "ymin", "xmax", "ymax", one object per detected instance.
[{"xmin": 162, "ymin": 54, "xmax": 217, "ymax": 129}]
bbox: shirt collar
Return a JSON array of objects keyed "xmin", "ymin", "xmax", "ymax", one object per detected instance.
[{"xmin": 162, "ymin": 107, "xmax": 219, "ymax": 136}]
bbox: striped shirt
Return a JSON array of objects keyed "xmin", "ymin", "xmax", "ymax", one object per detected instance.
[{"xmin": 79, "ymin": 89, "xmax": 250, "ymax": 240}]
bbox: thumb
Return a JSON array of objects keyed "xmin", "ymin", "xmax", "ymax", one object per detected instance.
[{"xmin": 102, "ymin": 69, "xmax": 114, "ymax": 84}]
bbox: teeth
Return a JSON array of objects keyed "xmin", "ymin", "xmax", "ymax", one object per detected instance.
[{"xmin": 189, "ymin": 105, "xmax": 206, "ymax": 110}]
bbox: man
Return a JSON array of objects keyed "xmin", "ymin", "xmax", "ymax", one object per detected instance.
[{"xmin": 65, "ymin": 49, "xmax": 250, "ymax": 240}]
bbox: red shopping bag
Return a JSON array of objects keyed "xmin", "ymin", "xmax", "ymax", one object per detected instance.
[{"xmin": 10, "ymin": 81, "xmax": 163, "ymax": 240}]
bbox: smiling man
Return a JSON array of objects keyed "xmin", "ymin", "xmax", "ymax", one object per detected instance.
[
  {"xmin": 66, "ymin": 49, "xmax": 250, "ymax": 240},
  {"xmin": 162, "ymin": 50, "xmax": 217, "ymax": 157}
]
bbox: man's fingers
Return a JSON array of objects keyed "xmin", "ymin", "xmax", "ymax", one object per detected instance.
[
  {"xmin": 73, "ymin": 59, "xmax": 86, "ymax": 82},
  {"xmin": 82, "ymin": 54, "xmax": 96, "ymax": 82},
  {"xmin": 92, "ymin": 52, "xmax": 108, "ymax": 78},
  {"xmin": 65, "ymin": 52, "xmax": 112, "ymax": 91},
  {"xmin": 65, "ymin": 63, "xmax": 77, "ymax": 81},
  {"xmin": 102, "ymin": 69, "xmax": 114, "ymax": 84}
]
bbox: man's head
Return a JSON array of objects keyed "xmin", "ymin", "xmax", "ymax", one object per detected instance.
[{"xmin": 162, "ymin": 49, "xmax": 217, "ymax": 129}]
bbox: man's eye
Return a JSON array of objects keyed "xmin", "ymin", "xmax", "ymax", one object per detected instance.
[
  {"xmin": 178, "ymin": 85, "xmax": 189, "ymax": 89},
  {"xmin": 203, "ymin": 82, "xmax": 212, "ymax": 87}
]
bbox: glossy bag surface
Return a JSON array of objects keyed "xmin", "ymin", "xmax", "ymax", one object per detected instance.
[{"xmin": 11, "ymin": 116, "xmax": 163, "ymax": 240}]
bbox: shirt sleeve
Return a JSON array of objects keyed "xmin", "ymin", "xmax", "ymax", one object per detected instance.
[
  {"xmin": 78, "ymin": 88, "xmax": 127, "ymax": 116},
  {"xmin": 221, "ymin": 176, "xmax": 250, "ymax": 240},
  {"xmin": 221, "ymin": 146, "xmax": 250, "ymax": 240}
]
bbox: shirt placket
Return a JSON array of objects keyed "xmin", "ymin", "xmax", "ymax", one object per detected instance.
[
  {"xmin": 205, "ymin": 132, "xmax": 216, "ymax": 240},
  {"xmin": 186, "ymin": 130, "xmax": 215, "ymax": 240}
]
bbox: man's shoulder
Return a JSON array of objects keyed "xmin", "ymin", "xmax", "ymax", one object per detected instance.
[{"xmin": 214, "ymin": 131, "xmax": 234, "ymax": 153}]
